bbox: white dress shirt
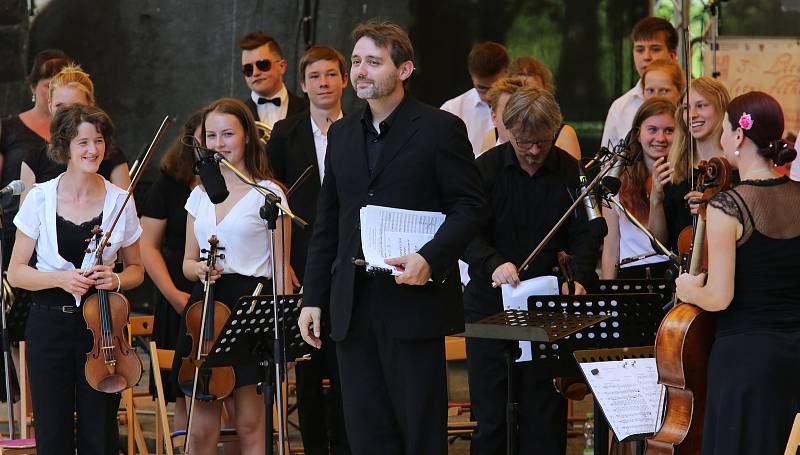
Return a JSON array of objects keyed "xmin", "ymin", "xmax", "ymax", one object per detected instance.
[
  {"xmin": 251, "ymin": 84, "xmax": 289, "ymax": 128},
  {"xmin": 601, "ymin": 80, "xmax": 645, "ymax": 149},
  {"xmin": 440, "ymin": 88, "xmax": 493, "ymax": 157},
  {"xmin": 310, "ymin": 112, "xmax": 343, "ymax": 183},
  {"xmin": 186, "ymin": 180, "xmax": 289, "ymax": 278},
  {"xmin": 14, "ymin": 175, "xmax": 143, "ymax": 306}
]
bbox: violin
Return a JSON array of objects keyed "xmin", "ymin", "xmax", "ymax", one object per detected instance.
[
  {"xmin": 177, "ymin": 235, "xmax": 236, "ymax": 402},
  {"xmin": 83, "ymin": 226, "xmax": 143, "ymax": 393},
  {"xmin": 676, "ymin": 169, "xmax": 706, "ymax": 255},
  {"xmin": 83, "ymin": 116, "xmax": 171, "ymax": 393},
  {"xmin": 645, "ymin": 157, "xmax": 733, "ymax": 454}
]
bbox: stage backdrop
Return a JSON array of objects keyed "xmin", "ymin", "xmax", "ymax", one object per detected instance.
[{"xmin": 704, "ymin": 37, "xmax": 800, "ymax": 136}]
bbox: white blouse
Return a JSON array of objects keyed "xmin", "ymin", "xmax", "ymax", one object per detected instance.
[
  {"xmin": 186, "ymin": 180, "xmax": 288, "ymax": 278},
  {"xmin": 14, "ymin": 174, "xmax": 143, "ymax": 305},
  {"xmin": 614, "ymin": 204, "xmax": 670, "ymax": 268}
]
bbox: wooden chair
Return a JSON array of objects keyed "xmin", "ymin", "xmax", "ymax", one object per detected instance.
[
  {"xmin": 784, "ymin": 413, "xmax": 800, "ymax": 455},
  {"xmin": 444, "ymin": 336, "xmax": 477, "ymax": 440},
  {"xmin": 149, "ymin": 341, "xmax": 241, "ymax": 455},
  {"xmin": 120, "ymin": 315, "xmax": 154, "ymax": 455},
  {"xmin": 0, "ymin": 342, "xmax": 36, "ymax": 455}
]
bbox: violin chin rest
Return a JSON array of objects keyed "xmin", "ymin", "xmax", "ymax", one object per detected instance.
[{"xmin": 97, "ymin": 374, "xmax": 128, "ymax": 394}]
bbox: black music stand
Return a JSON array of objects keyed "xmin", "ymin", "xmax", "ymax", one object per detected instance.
[
  {"xmin": 203, "ymin": 293, "xmax": 310, "ymax": 455},
  {"xmin": 462, "ymin": 310, "xmax": 611, "ymax": 455}
]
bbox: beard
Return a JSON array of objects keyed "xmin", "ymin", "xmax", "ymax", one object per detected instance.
[{"xmin": 353, "ymin": 75, "xmax": 397, "ymax": 100}]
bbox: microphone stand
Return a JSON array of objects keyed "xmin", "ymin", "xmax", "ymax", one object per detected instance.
[
  {"xmin": 214, "ymin": 156, "xmax": 305, "ymax": 455},
  {"xmin": 0, "ymin": 207, "xmax": 14, "ymax": 439},
  {"xmin": 603, "ymin": 193, "xmax": 678, "ymax": 264}
]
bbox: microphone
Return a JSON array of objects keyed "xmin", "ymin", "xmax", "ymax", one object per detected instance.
[
  {"xmin": 185, "ymin": 137, "xmax": 229, "ymax": 204},
  {"xmin": 0, "ymin": 180, "xmax": 25, "ymax": 197},
  {"xmin": 584, "ymin": 146, "xmax": 612, "ymax": 170},
  {"xmin": 601, "ymin": 127, "xmax": 639, "ymax": 195},
  {"xmin": 578, "ymin": 165, "xmax": 608, "ymax": 238}
]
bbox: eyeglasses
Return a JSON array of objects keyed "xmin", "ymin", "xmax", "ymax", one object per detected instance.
[
  {"xmin": 513, "ymin": 134, "xmax": 555, "ymax": 151},
  {"xmin": 242, "ymin": 59, "xmax": 283, "ymax": 77}
]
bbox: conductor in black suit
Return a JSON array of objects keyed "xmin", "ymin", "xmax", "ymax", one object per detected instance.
[
  {"xmin": 238, "ymin": 31, "xmax": 307, "ymax": 128},
  {"xmin": 267, "ymin": 45, "xmax": 350, "ymax": 455},
  {"xmin": 298, "ymin": 20, "xmax": 485, "ymax": 455}
]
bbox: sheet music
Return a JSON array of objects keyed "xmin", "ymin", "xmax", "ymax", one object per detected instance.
[
  {"xmin": 501, "ymin": 275, "xmax": 559, "ymax": 362},
  {"xmin": 579, "ymin": 358, "xmax": 664, "ymax": 441},
  {"xmin": 359, "ymin": 205, "xmax": 446, "ymax": 275}
]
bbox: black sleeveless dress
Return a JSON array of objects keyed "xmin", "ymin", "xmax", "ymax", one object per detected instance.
[{"xmin": 702, "ymin": 176, "xmax": 800, "ymax": 455}]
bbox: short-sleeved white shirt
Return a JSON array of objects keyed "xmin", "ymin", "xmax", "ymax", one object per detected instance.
[
  {"xmin": 186, "ymin": 180, "xmax": 288, "ymax": 278},
  {"xmin": 601, "ymin": 80, "xmax": 645, "ymax": 149},
  {"xmin": 14, "ymin": 174, "xmax": 143, "ymax": 306},
  {"xmin": 441, "ymin": 88, "xmax": 493, "ymax": 158},
  {"xmin": 790, "ymin": 129, "xmax": 800, "ymax": 181}
]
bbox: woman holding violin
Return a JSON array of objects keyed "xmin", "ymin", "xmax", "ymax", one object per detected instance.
[
  {"xmin": 7, "ymin": 104, "xmax": 144, "ymax": 454},
  {"xmin": 675, "ymin": 91, "xmax": 800, "ymax": 454},
  {"xmin": 650, "ymin": 77, "xmax": 731, "ymax": 252},
  {"xmin": 173, "ymin": 97, "xmax": 292, "ymax": 454},
  {"xmin": 601, "ymin": 97, "xmax": 676, "ymax": 279}
]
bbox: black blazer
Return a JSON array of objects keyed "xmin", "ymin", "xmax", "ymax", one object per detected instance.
[
  {"xmin": 245, "ymin": 89, "xmax": 308, "ymax": 122},
  {"xmin": 266, "ymin": 110, "xmax": 320, "ymax": 282},
  {"xmin": 303, "ymin": 96, "xmax": 486, "ymax": 341}
]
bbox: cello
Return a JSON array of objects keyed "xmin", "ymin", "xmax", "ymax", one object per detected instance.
[
  {"xmin": 83, "ymin": 116, "xmax": 172, "ymax": 393},
  {"xmin": 645, "ymin": 156, "xmax": 733, "ymax": 454}
]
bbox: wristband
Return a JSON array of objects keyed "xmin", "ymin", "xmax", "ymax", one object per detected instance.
[{"xmin": 113, "ymin": 272, "xmax": 122, "ymax": 293}]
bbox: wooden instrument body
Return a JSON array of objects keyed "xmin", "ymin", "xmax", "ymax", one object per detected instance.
[
  {"xmin": 83, "ymin": 289, "xmax": 143, "ymax": 393},
  {"xmin": 178, "ymin": 235, "xmax": 235, "ymax": 401},
  {"xmin": 177, "ymin": 298, "xmax": 236, "ymax": 400},
  {"xmin": 645, "ymin": 157, "xmax": 732, "ymax": 455}
]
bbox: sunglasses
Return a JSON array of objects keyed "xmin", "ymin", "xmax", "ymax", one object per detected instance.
[{"xmin": 242, "ymin": 59, "xmax": 282, "ymax": 77}]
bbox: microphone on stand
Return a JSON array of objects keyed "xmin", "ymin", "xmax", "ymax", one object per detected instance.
[
  {"xmin": 584, "ymin": 146, "xmax": 612, "ymax": 170},
  {"xmin": 578, "ymin": 165, "xmax": 608, "ymax": 238},
  {"xmin": 601, "ymin": 127, "xmax": 639, "ymax": 195},
  {"xmin": 184, "ymin": 136, "xmax": 229, "ymax": 204},
  {"xmin": 0, "ymin": 181, "xmax": 25, "ymax": 197}
]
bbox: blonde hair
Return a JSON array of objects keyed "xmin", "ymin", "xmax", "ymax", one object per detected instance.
[
  {"xmin": 486, "ymin": 76, "xmax": 531, "ymax": 112},
  {"xmin": 668, "ymin": 76, "xmax": 730, "ymax": 184},
  {"xmin": 48, "ymin": 63, "xmax": 95, "ymax": 106},
  {"xmin": 642, "ymin": 59, "xmax": 685, "ymax": 97}
]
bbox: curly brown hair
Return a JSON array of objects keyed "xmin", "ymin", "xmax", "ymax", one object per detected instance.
[{"xmin": 48, "ymin": 104, "xmax": 115, "ymax": 165}]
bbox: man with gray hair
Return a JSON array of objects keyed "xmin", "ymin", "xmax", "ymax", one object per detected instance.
[{"xmin": 462, "ymin": 87, "xmax": 598, "ymax": 454}]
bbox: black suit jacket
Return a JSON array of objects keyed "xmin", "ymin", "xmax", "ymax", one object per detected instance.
[
  {"xmin": 303, "ymin": 96, "xmax": 486, "ymax": 341},
  {"xmin": 245, "ymin": 89, "xmax": 308, "ymax": 123},
  {"xmin": 266, "ymin": 110, "xmax": 320, "ymax": 282}
]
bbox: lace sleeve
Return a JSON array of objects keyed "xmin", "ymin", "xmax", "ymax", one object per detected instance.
[{"xmin": 709, "ymin": 191, "xmax": 743, "ymax": 224}]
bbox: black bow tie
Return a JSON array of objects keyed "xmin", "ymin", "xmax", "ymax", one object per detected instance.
[{"xmin": 257, "ymin": 97, "xmax": 281, "ymax": 107}]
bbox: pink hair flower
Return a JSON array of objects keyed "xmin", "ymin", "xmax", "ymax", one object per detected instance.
[{"xmin": 739, "ymin": 112, "xmax": 753, "ymax": 130}]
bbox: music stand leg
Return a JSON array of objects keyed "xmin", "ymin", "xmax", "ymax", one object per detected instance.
[
  {"xmin": 594, "ymin": 399, "xmax": 609, "ymax": 455},
  {"xmin": 505, "ymin": 346, "xmax": 518, "ymax": 455},
  {"xmin": 263, "ymin": 360, "xmax": 275, "ymax": 455}
]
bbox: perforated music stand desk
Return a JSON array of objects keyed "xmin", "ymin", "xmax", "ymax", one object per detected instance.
[
  {"xmin": 462, "ymin": 309, "xmax": 610, "ymax": 342},
  {"xmin": 202, "ymin": 293, "xmax": 309, "ymax": 455}
]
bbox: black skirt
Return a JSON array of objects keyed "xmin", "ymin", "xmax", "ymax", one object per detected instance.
[
  {"xmin": 702, "ymin": 329, "xmax": 800, "ymax": 454},
  {"xmin": 171, "ymin": 274, "xmax": 270, "ymax": 396}
]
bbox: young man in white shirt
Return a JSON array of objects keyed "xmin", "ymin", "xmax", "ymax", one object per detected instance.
[
  {"xmin": 266, "ymin": 46, "xmax": 350, "ymax": 454},
  {"xmin": 601, "ymin": 17, "xmax": 678, "ymax": 148},
  {"xmin": 238, "ymin": 31, "xmax": 307, "ymax": 128},
  {"xmin": 441, "ymin": 41, "xmax": 509, "ymax": 157}
]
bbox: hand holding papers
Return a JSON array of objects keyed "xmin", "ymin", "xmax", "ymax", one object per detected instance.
[
  {"xmin": 501, "ymin": 275, "xmax": 560, "ymax": 362},
  {"xmin": 359, "ymin": 205, "xmax": 446, "ymax": 282}
]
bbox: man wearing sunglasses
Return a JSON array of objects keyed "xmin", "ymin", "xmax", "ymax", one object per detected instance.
[{"xmin": 238, "ymin": 31, "xmax": 307, "ymax": 128}]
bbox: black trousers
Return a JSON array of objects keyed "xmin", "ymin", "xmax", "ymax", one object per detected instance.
[
  {"xmin": 296, "ymin": 328, "xmax": 351, "ymax": 455},
  {"xmin": 466, "ymin": 336, "xmax": 567, "ymax": 455},
  {"xmin": 336, "ymin": 277, "xmax": 448, "ymax": 455},
  {"xmin": 25, "ymin": 305, "xmax": 121, "ymax": 455}
]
